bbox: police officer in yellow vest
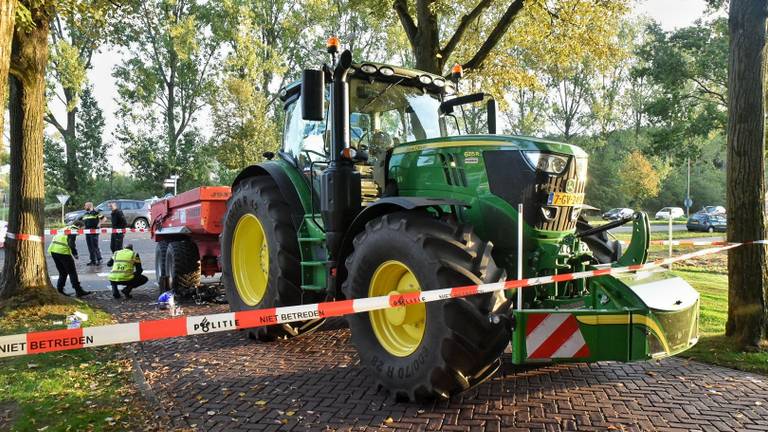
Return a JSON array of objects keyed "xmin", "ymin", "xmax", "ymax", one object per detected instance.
[
  {"xmin": 48, "ymin": 222, "xmax": 92, "ymax": 297},
  {"xmin": 108, "ymin": 244, "xmax": 148, "ymax": 299}
]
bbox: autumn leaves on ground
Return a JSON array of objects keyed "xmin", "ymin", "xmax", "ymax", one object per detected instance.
[{"xmin": 0, "ymin": 303, "xmax": 165, "ymax": 431}]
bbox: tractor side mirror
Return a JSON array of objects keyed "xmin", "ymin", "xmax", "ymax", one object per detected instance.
[{"xmin": 301, "ymin": 69, "xmax": 325, "ymax": 121}]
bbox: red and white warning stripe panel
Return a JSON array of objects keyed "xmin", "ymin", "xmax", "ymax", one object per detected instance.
[
  {"xmin": 525, "ymin": 313, "xmax": 590, "ymax": 359},
  {"xmin": 0, "ymin": 240, "xmax": 762, "ymax": 359}
]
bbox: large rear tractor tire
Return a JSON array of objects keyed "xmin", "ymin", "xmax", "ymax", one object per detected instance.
[
  {"xmin": 221, "ymin": 176, "xmax": 324, "ymax": 341},
  {"xmin": 343, "ymin": 212, "xmax": 511, "ymax": 401},
  {"xmin": 165, "ymin": 240, "xmax": 201, "ymax": 297}
]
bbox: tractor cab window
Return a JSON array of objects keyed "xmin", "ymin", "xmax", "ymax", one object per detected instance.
[
  {"xmin": 349, "ymin": 79, "xmax": 444, "ymax": 156},
  {"xmin": 283, "ymin": 96, "xmax": 328, "ymax": 167}
]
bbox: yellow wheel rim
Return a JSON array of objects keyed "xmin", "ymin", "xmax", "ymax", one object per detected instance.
[
  {"xmin": 232, "ymin": 214, "xmax": 269, "ymax": 306},
  {"xmin": 368, "ymin": 261, "xmax": 426, "ymax": 357}
]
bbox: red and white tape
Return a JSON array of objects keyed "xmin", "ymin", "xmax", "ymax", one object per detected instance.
[
  {"xmin": 1, "ymin": 240, "xmax": 764, "ymax": 359},
  {"xmin": 44, "ymin": 228, "xmax": 149, "ymax": 235},
  {"xmin": 2, "ymin": 228, "xmax": 150, "ymax": 244}
]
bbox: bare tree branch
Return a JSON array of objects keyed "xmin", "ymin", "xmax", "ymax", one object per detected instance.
[
  {"xmin": 462, "ymin": 0, "xmax": 525, "ymax": 72},
  {"xmin": 45, "ymin": 112, "xmax": 66, "ymax": 136},
  {"xmin": 440, "ymin": 0, "xmax": 494, "ymax": 61}
]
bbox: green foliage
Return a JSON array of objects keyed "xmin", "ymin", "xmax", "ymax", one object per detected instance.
[
  {"xmin": 211, "ymin": 78, "xmax": 280, "ymax": 169},
  {"xmin": 634, "ymin": 18, "xmax": 728, "ymax": 161},
  {"xmin": 617, "ymin": 150, "xmax": 663, "ymax": 206},
  {"xmin": 44, "ymin": 85, "xmax": 108, "ymax": 205},
  {"xmin": 113, "ymin": 0, "xmax": 219, "ymax": 187}
]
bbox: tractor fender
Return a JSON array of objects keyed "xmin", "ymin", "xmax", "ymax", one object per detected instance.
[
  {"xmin": 333, "ymin": 196, "xmax": 470, "ymax": 298},
  {"xmin": 232, "ymin": 162, "xmax": 305, "ymax": 230}
]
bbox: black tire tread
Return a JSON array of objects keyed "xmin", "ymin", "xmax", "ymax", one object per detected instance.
[
  {"xmin": 166, "ymin": 240, "xmax": 201, "ymax": 296},
  {"xmin": 342, "ymin": 212, "xmax": 510, "ymax": 402},
  {"xmin": 221, "ymin": 176, "xmax": 322, "ymax": 341}
]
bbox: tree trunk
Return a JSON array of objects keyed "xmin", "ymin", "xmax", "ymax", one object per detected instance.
[
  {"xmin": 0, "ymin": 0, "xmax": 16, "ymax": 149},
  {"xmin": 725, "ymin": 0, "xmax": 768, "ymax": 349},
  {"xmin": 166, "ymin": 60, "xmax": 177, "ymax": 173},
  {"xmin": 413, "ymin": 0, "xmax": 441, "ymax": 74},
  {"xmin": 62, "ymin": 87, "xmax": 78, "ymax": 195},
  {"xmin": 0, "ymin": 4, "xmax": 61, "ymax": 304}
]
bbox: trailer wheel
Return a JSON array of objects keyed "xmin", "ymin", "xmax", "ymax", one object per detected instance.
[
  {"xmin": 221, "ymin": 176, "xmax": 324, "ymax": 341},
  {"xmin": 155, "ymin": 240, "xmax": 169, "ymax": 293},
  {"xmin": 342, "ymin": 211, "xmax": 511, "ymax": 402},
  {"xmin": 165, "ymin": 240, "xmax": 201, "ymax": 297}
]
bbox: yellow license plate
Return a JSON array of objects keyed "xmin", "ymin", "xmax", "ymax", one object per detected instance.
[{"xmin": 547, "ymin": 192, "xmax": 585, "ymax": 207}]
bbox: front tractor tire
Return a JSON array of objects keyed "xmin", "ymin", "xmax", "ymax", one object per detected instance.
[
  {"xmin": 221, "ymin": 176, "xmax": 324, "ymax": 341},
  {"xmin": 343, "ymin": 212, "xmax": 511, "ymax": 401}
]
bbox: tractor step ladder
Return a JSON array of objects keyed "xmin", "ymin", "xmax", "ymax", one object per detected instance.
[{"xmin": 298, "ymin": 215, "xmax": 328, "ymax": 292}]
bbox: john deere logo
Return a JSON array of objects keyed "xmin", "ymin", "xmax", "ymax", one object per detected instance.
[{"xmin": 565, "ymin": 179, "xmax": 577, "ymax": 193}]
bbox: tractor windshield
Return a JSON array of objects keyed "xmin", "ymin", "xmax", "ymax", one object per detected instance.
[{"xmin": 349, "ymin": 79, "xmax": 444, "ymax": 149}]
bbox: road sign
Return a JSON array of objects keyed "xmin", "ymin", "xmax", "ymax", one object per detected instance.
[
  {"xmin": 163, "ymin": 180, "xmax": 175, "ymax": 187},
  {"xmin": 56, "ymin": 194, "xmax": 70, "ymax": 224},
  {"xmin": 684, "ymin": 197, "xmax": 693, "ymax": 208}
]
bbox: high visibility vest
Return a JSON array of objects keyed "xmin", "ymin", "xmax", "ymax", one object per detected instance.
[
  {"xmin": 48, "ymin": 226, "xmax": 77, "ymax": 256},
  {"xmin": 109, "ymin": 249, "xmax": 139, "ymax": 282}
]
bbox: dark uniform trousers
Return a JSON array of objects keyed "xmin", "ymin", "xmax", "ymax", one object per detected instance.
[
  {"xmin": 111, "ymin": 274, "xmax": 149, "ymax": 297},
  {"xmin": 51, "ymin": 252, "xmax": 83, "ymax": 292},
  {"xmin": 110, "ymin": 233, "xmax": 124, "ymax": 253},
  {"xmin": 86, "ymin": 234, "xmax": 102, "ymax": 262}
]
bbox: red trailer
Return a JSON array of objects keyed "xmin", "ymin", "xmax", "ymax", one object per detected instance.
[{"xmin": 151, "ymin": 186, "xmax": 231, "ymax": 295}]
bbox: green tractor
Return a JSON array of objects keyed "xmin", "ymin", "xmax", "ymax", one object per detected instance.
[{"xmin": 220, "ymin": 44, "xmax": 700, "ymax": 401}]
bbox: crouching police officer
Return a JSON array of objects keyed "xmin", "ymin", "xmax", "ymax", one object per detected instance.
[
  {"xmin": 108, "ymin": 244, "xmax": 148, "ymax": 299},
  {"xmin": 48, "ymin": 223, "xmax": 92, "ymax": 297}
]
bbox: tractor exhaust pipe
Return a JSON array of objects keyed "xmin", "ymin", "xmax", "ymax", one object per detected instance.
[{"xmin": 301, "ymin": 49, "xmax": 361, "ymax": 292}]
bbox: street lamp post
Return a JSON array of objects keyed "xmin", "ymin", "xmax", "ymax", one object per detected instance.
[{"xmin": 685, "ymin": 157, "xmax": 692, "ymax": 217}]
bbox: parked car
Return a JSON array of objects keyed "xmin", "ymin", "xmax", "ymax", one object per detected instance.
[
  {"xmin": 696, "ymin": 205, "xmax": 726, "ymax": 215},
  {"xmin": 655, "ymin": 207, "xmax": 685, "ymax": 220},
  {"xmin": 64, "ymin": 199, "xmax": 151, "ymax": 229},
  {"xmin": 686, "ymin": 213, "xmax": 727, "ymax": 232},
  {"xmin": 602, "ymin": 207, "xmax": 634, "ymax": 221}
]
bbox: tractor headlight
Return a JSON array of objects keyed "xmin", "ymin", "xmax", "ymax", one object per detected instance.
[
  {"xmin": 433, "ymin": 78, "xmax": 446, "ymax": 87},
  {"xmin": 523, "ymin": 151, "xmax": 569, "ymax": 174},
  {"xmin": 360, "ymin": 64, "xmax": 377, "ymax": 74},
  {"xmin": 418, "ymin": 75, "xmax": 433, "ymax": 84},
  {"xmin": 379, "ymin": 66, "xmax": 395, "ymax": 76}
]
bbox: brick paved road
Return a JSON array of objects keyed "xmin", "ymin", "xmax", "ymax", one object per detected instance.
[{"xmin": 89, "ymin": 286, "xmax": 768, "ymax": 432}]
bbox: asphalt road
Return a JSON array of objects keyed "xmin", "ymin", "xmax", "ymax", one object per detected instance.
[
  {"xmin": 609, "ymin": 222, "xmax": 687, "ymax": 233},
  {"xmin": 0, "ymin": 232, "xmax": 160, "ymax": 293}
]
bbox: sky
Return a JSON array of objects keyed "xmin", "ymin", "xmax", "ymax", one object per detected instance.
[{"xmin": 72, "ymin": 0, "xmax": 713, "ymax": 171}]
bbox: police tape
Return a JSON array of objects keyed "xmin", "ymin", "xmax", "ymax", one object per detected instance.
[
  {"xmin": 648, "ymin": 239, "xmax": 728, "ymax": 246},
  {"xmin": 2, "ymin": 228, "xmax": 151, "ymax": 243},
  {"xmin": 618, "ymin": 239, "xmax": 729, "ymax": 247},
  {"xmin": 0, "ymin": 240, "xmax": 765, "ymax": 359}
]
